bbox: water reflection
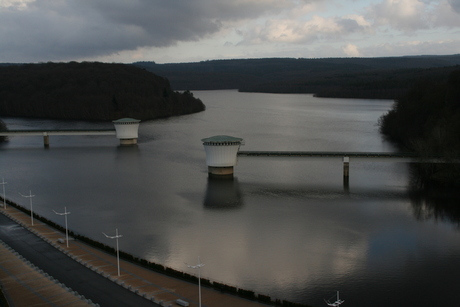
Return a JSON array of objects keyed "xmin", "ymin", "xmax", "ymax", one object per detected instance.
[
  {"xmin": 409, "ymin": 191, "xmax": 460, "ymax": 227},
  {"xmin": 3, "ymin": 92, "xmax": 460, "ymax": 307},
  {"xmin": 343, "ymin": 177, "xmax": 349, "ymax": 193},
  {"xmin": 115, "ymin": 143, "xmax": 140, "ymax": 158},
  {"xmin": 203, "ymin": 176, "xmax": 244, "ymax": 209}
]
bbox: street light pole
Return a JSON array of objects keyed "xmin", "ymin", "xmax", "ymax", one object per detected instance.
[
  {"xmin": 187, "ymin": 257, "xmax": 205, "ymax": 307},
  {"xmin": 0, "ymin": 178, "xmax": 6, "ymax": 210},
  {"xmin": 19, "ymin": 190, "xmax": 35, "ymax": 226},
  {"xmin": 53, "ymin": 207, "xmax": 71, "ymax": 248},
  {"xmin": 103, "ymin": 228, "xmax": 123, "ymax": 276}
]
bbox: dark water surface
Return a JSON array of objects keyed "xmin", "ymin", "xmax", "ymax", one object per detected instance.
[{"xmin": 1, "ymin": 90, "xmax": 459, "ymax": 307}]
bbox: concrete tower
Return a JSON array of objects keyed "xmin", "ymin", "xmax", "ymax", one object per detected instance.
[
  {"xmin": 201, "ymin": 135, "xmax": 244, "ymax": 177},
  {"xmin": 112, "ymin": 118, "xmax": 140, "ymax": 145}
]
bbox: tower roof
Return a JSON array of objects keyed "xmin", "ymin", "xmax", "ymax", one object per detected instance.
[
  {"xmin": 112, "ymin": 118, "xmax": 141, "ymax": 124},
  {"xmin": 201, "ymin": 135, "xmax": 243, "ymax": 144}
]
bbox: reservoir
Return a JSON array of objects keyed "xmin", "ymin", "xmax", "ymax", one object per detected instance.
[{"xmin": 1, "ymin": 90, "xmax": 459, "ymax": 307}]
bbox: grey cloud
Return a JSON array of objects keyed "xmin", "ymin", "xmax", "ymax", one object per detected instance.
[
  {"xmin": 241, "ymin": 15, "xmax": 369, "ymax": 46},
  {"xmin": 1, "ymin": 3, "xmax": 147, "ymax": 61},
  {"xmin": 81, "ymin": 0, "xmax": 222, "ymax": 46},
  {"xmin": 337, "ymin": 18, "xmax": 366, "ymax": 33},
  {"xmin": 0, "ymin": 0, "xmax": 293, "ymax": 62},
  {"xmin": 367, "ymin": 2, "xmax": 428, "ymax": 32},
  {"xmin": 450, "ymin": 0, "xmax": 460, "ymax": 13}
]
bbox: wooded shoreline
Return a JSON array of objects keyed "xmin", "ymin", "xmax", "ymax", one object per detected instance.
[
  {"xmin": 379, "ymin": 70, "xmax": 460, "ymax": 188},
  {"xmin": 135, "ymin": 55, "xmax": 460, "ymax": 100},
  {"xmin": 0, "ymin": 62, "xmax": 205, "ymax": 121}
]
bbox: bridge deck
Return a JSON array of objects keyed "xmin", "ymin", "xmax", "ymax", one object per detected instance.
[
  {"xmin": 236, "ymin": 151, "xmax": 460, "ymax": 163},
  {"xmin": 0, "ymin": 129, "xmax": 116, "ymax": 136},
  {"xmin": 237, "ymin": 151, "xmax": 420, "ymax": 158}
]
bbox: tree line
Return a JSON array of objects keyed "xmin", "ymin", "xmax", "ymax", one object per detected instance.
[
  {"xmin": 134, "ymin": 55, "xmax": 460, "ymax": 99},
  {"xmin": 0, "ymin": 62, "xmax": 205, "ymax": 121},
  {"xmin": 379, "ymin": 70, "xmax": 460, "ymax": 188},
  {"xmin": 0, "ymin": 119, "xmax": 6, "ymax": 142}
]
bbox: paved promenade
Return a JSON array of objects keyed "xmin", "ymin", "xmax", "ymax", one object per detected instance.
[
  {"xmin": 0, "ymin": 206, "xmax": 269, "ymax": 307},
  {"xmin": 0, "ymin": 240, "xmax": 92, "ymax": 307}
]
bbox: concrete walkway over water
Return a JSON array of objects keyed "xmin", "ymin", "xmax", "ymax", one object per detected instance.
[{"xmin": 0, "ymin": 206, "xmax": 269, "ymax": 307}]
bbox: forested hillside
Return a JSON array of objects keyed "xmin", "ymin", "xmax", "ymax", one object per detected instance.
[
  {"xmin": 134, "ymin": 54, "xmax": 460, "ymax": 99},
  {"xmin": 379, "ymin": 70, "xmax": 460, "ymax": 188},
  {"xmin": 0, "ymin": 62, "xmax": 205, "ymax": 121}
]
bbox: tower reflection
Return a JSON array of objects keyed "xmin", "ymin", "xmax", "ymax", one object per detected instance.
[{"xmin": 203, "ymin": 176, "xmax": 244, "ymax": 209}]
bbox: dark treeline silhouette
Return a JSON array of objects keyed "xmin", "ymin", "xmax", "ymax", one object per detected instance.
[
  {"xmin": 0, "ymin": 62, "xmax": 205, "ymax": 121},
  {"xmin": 0, "ymin": 119, "xmax": 7, "ymax": 142},
  {"xmin": 134, "ymin": 54, "xmax": 460, "ymax": 99},
  {"xmin": 379, "ymin": 70, "xmax": 460, "ymax": 188}
]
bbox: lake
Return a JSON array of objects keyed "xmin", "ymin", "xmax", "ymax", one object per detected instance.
[{"xmin": 1, "ymin": 90, "xmax": 459, "ymax": 307}]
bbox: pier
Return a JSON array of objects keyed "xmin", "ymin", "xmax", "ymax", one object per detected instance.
[
  {"xmin": 201, "ymin": 135, "xmax": 459, "ymax": 187},
  {"xmin": 0, "ymin": 129, "xmax": 116, "ymax": 147},
  {"xmin": 0, "ymin": 118, "xmax": 140, "ymax": 147},
  {"xmin": 237, "ymin": 150, "xmax": 454, "ymax": 184},
  {"xmin": 237, "ymin": 150, "xmax": 420, "ymax": 160},
  {"xmin": 236, "ymin": 150, "xmax": 421, "ymax": 187}
]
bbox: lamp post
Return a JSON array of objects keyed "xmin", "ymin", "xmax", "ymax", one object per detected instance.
[
  {"xmin": 103, "ymin": 228, "xmax": 122, "ymax": 276},
  {"xmin": 19, "ymin": 190, "xmax": 35, "ymax": 226},
  {"xmin": 0, "ymin": 178, "xmax": 6, "ymax": 210},
  {"xmin": 187, "ymin": 257, "xmax": 205, "ymax": 307},
  {"xmin": 53, "ymin": 207, "xmax": 71, "ymax": 248}
]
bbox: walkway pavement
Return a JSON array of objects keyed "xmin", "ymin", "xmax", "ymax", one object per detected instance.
[
  {"xmin": 0, "ymin": 206, "xmax": 269, "ymax": 307},
  {"xmin": 0, "ymin": 240, "xmax": 92, "ymax": 307}
]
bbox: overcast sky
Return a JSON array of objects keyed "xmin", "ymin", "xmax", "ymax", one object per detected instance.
[{"xmin": 1, "ymin": 0, "xmax": 459, "ymax": 63}]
